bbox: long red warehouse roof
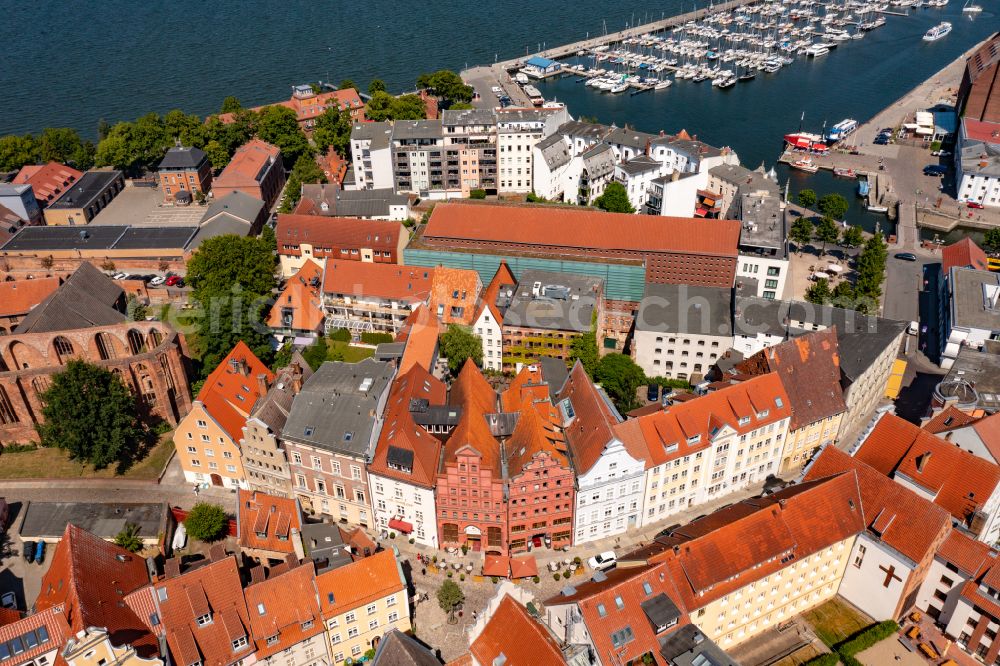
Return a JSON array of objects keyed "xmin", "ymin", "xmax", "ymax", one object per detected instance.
[{"xmin": 422, "ymin": 203, "xmax": 741, "ymax": 257}]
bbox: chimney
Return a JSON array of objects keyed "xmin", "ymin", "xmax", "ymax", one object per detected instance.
[
  {"xmin": 249, "ymin": 565, "xmax": 266, "ymax": 585},
  {"xmin": 916, "ymin": 451, "xmax": 932, "ymax": 473},
  {"xmin": 163, "ymin": 558, "xmax": 181, "ymax": 579},
  {"xmin": 256, "ymin": 373, "xmax": 269, "ymax": 396},
  {"xmin": 291, "ymin": 373, "xmax": 303, "ymax": 394},
  {"xmin": 209, "ymin": 543, "xmax": 227, "ymax": 562},
  {"xmin": 672, "ymin": 170, "xmax": 680, "ymax": 182}
]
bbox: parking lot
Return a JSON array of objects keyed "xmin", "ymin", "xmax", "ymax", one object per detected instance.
[
  {"xmin": 1, "ymin": 501, "xmax": 53, "ymax": 613},
  {"xmin": 90, "ymin": 185, "xmax": 207, "ymax": 227}
]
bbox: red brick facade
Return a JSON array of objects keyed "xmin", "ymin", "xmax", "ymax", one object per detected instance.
[
  {"xmin": 435, "ymin": 448, "xmax": 507, "ymax": 554},
  {"xmin": 507, "ymin": 452, "xmax": 575, "ymax": 554}
]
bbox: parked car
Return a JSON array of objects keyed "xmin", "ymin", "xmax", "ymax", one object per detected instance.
[
  {"xmin": 873, "ymin": 137, "xmax": 889, "ymax": 146},
  {"xmin": 646, "ymin": 384, "xmax": 660, "ymax": 403},
  {"xmin": 923, "ymin": 165, "xmax": 947, "ymax": 176},
  {"xmin": 149, "ymin": 276, "xmax": 167, "ymax": 287},
  {"xmin": 491, "ymin": 86, "xmax": 502, "ymax": 94},
  {"xmin": 165, "ymin": 275, "xmax": 184, "ymax": 287},
  {"xmin": 112, "ymin": 272, "xmax": 130, "ymax": 281},
  {"xmin": 34, "ymin": 540, "xmax": 45, "ymax": 563},
  {"xmin": 967, "ymin": 201, "xmax": 985, "ymax": 210},
  {"xmin": 588, "ymin": 550, "xmax": 617, "ymax": 571},
  {"xmin": 894, "ymin": 252, "xmax": 918, "ymax": 262},
  {"xmin": 0, "ymin": 591, "xmax": 15, "ymax": 610},
  {"xmin": 22, "ymin": 540, "xmax": 35, "ymax": 563}
]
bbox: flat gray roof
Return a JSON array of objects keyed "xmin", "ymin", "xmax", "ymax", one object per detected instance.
[
  {"xmin": 738, "ymin": 193, "xmax": 786, "ymax": 254},
  {"xmin": 441, "ymin": 108, "xmax": 497, "ymax": 126},
  {"xmin": 939, "ymin": 345, "xmax": 1000, "ymax": 413},
  {"xmin": 19, "ymin": 501, "xmax": 169, "ymax": 541},
  {"xmin": 1, "ymin": 225, "xmax": 127, "ymax": 251},
  {"xmin": 637, "ymin": 282, "xmax": 732, "ymax": 336},
  {"xmin": 114, "ymin": 226, "xmax": 198, "ymax": 249},
  {"xmin": 950, "ymin": 267, "xmax": 1000, "ymax": 333},
  {"xmin": 48, "ymin": 171, "xmax": 122, "ymax": 210},
  {"xmin": 502, "ymin": 269, "xmax": 603, "ymax": 333},
  {"xmin": 392, "ymin": 120, "xmax": 443, "ymax": 141},
  {"xmin": 351, "ymin": 122, "xmax": 392, "ymax": 150}
]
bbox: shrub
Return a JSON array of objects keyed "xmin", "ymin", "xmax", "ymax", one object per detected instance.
[
  {"xmin": 361, "ymin": 332, "xmax": 393, "ymax": 345},
  {"xmin": 432, "ymin": 555, "xmax": 438, "ymax": 563},
  {"xmin": 803, "ymin": 654, "xmax": 840, "ymax": 666},
  {"xmin": 460, "ymin": 574, "xmax": 466, "ymax": 581},
  {"xmin": 572, "ymin": 556, "xmax": 582, "ymax": 565},
  {"xmin": 469, "ymin": 189, "xmax": 486, "ymax": 200},
  {"xmin": 184, "ymin": 503, "xmax": 228, "ymax": 542},
  {"xmin": 532, "ymin": 575, "xmax": 540, "ymax": 584},
  {"xmin": 409, "ymin": 538, "xmax": 415, "ymax": 544},
  {"xmin": 492, "ymin": 576, "xmax": 499, "ymax": 584},
  {"xmin": 329, "ymin": 328, "xmax": 351, "ymax": 343},
  {"xmin": 836, "ymin": 620, "xmax": 899, "ymax": 657},
  {"xmin": 447, "ymin": 571, "xmax": 453, "ymax": 578},
  {"xmin": 562, "ymin": 570, "xmax": 572, "ymax": 579},
  {"xmin": 1, "ymin": 442, "xmax": 38, "ymax": 454},
  {"xmin": 554, "ymin": 574, "xmax": 561, "ymax": 581},
  {"xmin": 389, "ymin": 532, "xmax": 396, "ymax": 539}
]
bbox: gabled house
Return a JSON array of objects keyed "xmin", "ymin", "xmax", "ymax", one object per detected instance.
[
  {"xmin": 173, "ymin": 342, "xmax": 274, "ymax": 489},
  {"xmin": 469, "ymin": 594, "xmax": 567, "ymax": 666},
  {"xmin": 243, "ymin": 562, "xmax": 329, "ymax": 666},
  {"xmin": 471, "ymin": 261, "xmax": 516, "ymax": 372},
  {"xmin": 436, "ymin": 361, "xmax": 506, "ymax": 553},
  {"xmin": 267, "ymin": 259, "xmax": 325, "ymax": 338},
  {"xmin": 852, "ymin": 412, "xmax": 1000, "ymax": 544},
  {"xmin": 557, "ymin": 362, "xmax": 645, "ymax": 545},
  {"xmin": 237, "ymin": 490, "xmax": 304, "ymax": 563}
]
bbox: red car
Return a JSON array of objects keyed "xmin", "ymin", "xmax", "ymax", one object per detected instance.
[
  {"xmin": 967, "ymin": 201, "xmax": 985, "ymax": 210},
  {"xmin": 165, "ymin": 275, "xmax": 185, "ymax": 287}
]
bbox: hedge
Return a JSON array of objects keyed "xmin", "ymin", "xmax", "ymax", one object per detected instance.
[
  {"xmin": 329, "ymin": 328, "xmax": 351, "ymax": 342},
  {"xmin": 836, "ymin": 620, "xmax": 899, "ymax": 657},
  {"xmin": 361, "ymin": 332, "xmax": 394, "ymax": 345},
  {"xmin": 803, "ymin": 654, "xmax": 840, "ymax": 666}
]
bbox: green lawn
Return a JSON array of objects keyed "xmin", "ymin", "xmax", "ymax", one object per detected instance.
[
  {"xmin": 0, "ymin": 434, "xmax": 175, "ymax": 480},
  {"xmin": 326, "ymin": 341, "xmax": 374, "ymax": 363},
  {"xmin": 803, "ymin": 598, "xmax": 873, "ymax": 648}
]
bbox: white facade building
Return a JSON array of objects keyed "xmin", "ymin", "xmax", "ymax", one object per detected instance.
[
  {"xmin": 956, "ymin": 118, "xmax": 1000, "ymax": 208},
  {"xmin": 496, "ymin": 107, "xmax": 570, "ymax": 194},
  {"xmin": 369, "ymin": 472, "xmax": 438, "ymax": 547},
  {"xmin": 349, "ymin": 122, "xmax": 394, "ymax": 191}
]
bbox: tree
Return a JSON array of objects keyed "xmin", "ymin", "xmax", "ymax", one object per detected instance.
[
  {"xmin": 594, "ymin": 182, "xmax": 635, "ymax": 214},
  {"xmin": 94, "ymin": 113, "xmax": 171, "ymax": 175},
  {"xmin": 984, "ymin": 228, "xmax": 1000, "ymax": 252},
  {"xmin": 449, "ymin": 102, "xmax": 475, "ymax": 110},
  {"xmin": 301, "ymin": 337, "xmax": 329, "ymax": 371},
  {"xmin": 203, "ymin": 139, "xmax": 230, "ymax": 171},
  {"xmin": 805, "ymin": 277, "xmax": 832, "ymax": 305},
  {"xmin": 439, "ymin": 326, "xmax": 483, "ymax": 374},
  {"xmin": 184, "ymin": 502, "xmax": 228, "ymax": 542},
  {"xmin": 569, "ymin": 331, "xmax": 600, "ymax": 377},
  {"xmin": 595, "ymin": 353, "xmax": 645, "ymax": 413},
  {"xmin": 842, "ymin": 225, "xmax": 864, "ymax": 248},
  {"xmin": 186, "ymin": 235, "xmax": 277, "ymax": 304},
  {"xmin": 255, "ymin": 105, "xmax": 312, "ymax": 165},
  {"xmin": 364, "ymin": 91, "xmax": 395, "ymax": 122},
  {"xmin": 814, "ymin": 216, "xmax": 840, "ymax": 255},
  {"xmin": 313, "ymin": 107, "xmax": 353, "ymax": 157},
  {"xmin": 127, "ymin": 295, "xmax": 148, "ymax": 321},
  {"xmin": 831, "ymin": 280, "xmax": 856, "ymax": 308},
  {"xmin": 368, "ymin": 79, "xmax": 386, "ymax": 96},
  {"xmin": 114, "ymin": 524, "xmax": 143, "ymax": 553},
  {"xmin": 818, "ymin": 193, "xmax": 850, "ymax": 221},
  {"xmin": 796, "ymin": 189, "xmax": 817, "ymax": 208},
  {"xmin": 280, "ymin": 154, "xmax": 328, "ymax": 213},
  {"xmin": 38, "ymin": 128, "xmax": 94, "ymax": 169},
  {"xmin": 36, "ymin": 360, "xmax": 146, "ymax": 470},
  {"xmin": 0, "ymin": 134, "xmax": 39, "ymax": 171},
  {"xmin": 437, "ymin": 580, "xmax": 465, "ymax": 621},
  {"xmin": 338, "ymin": 79, "xmax": 358, "ymax": 91},
  {"xmin": 391, "ymin": 94, "xmax": 428, "ymax": 120},
  {"xmin": 221, "ymin": 96, "xmax": 243, "ymax": 114},
  {"xmin": 790, "ymin": 217, "xmax": 813, "ymax": 254},
  {"xmin": 417, "ymin": 70, "xmax": 473, "ymax": 108}
]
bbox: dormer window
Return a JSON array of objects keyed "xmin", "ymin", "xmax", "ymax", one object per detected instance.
[
  {"xmin": 738, "ymin": 416, "xmax": 750, "ymax": 426},
  {"xmin": 266, "ymin": 635, "xmax": 279, "ymax": 646},
  {"xmin": 196, "ymin": 613, "xmax": 212, "ymax": 626},
  {"xmin": 757, "ymin": 410, "xmax": 769, "ymax": 419},
  {"xmin": 232, "ymin": 635, "xmax": 248, "ymax": 651}
]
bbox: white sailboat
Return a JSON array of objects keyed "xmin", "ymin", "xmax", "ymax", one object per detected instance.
[{"xmin": 963, "ymin": 0, "xmax": 983, "ymax": 12}]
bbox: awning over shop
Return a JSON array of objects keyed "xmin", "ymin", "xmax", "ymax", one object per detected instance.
[{"xmin": 388, "ymin": 518, "xmax": 412, "ymax": 534}]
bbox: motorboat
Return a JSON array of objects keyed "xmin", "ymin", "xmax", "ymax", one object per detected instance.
[
  {"xmin": 923, "ymin": 22, "xmax": 952, "ymax": 40},
  {"xmin": 791, "ymin": 158, "xmax": 820, "ymax": 173}
]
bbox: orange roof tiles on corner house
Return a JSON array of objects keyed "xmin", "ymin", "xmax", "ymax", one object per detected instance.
[
  {"xmin": 854, "ymin": 413, "xmax": 1000, "ymax": 527},
  {"xmin": 470, "ymin": 595, "xmax": 564, "ymax": 666},
  {"xmin": 214, "ymin": 139, "xmax": 281, "ymax": 187},
  {"xmin": 0, "ymin": 276, "xmax": 62, "ymax": 317},
  {"xmin": 197, "ymin": 341, "xmax": 274, "ymax": 442},
  {"xmin": 244, "ymin": 563, "xmax": 324, "ymax": 659},
  {"xmin": 922, "ymin": 405, "xmax": 983, "ymax": 435},
  {"xmin": 942, "ymin": 237, "xmax": 990, "ymax": 273},
  {"xmin": 316, "ymin": 549, "xmax": 405, "ymax": 619},
  {"xmin": 237, "ymin": 489, "xmax": 302, "ymax": 555},
  {"xmin": 558, "ymin": 361, "xmax": 622, "ymax": 475},
  {"xmin": 276, "ymin": 214, "xmax": 403, "ymax": 257},
  {"xmin": 936, "ymin": 529, "xmax": 996, "ymax": 577},
  {"xmin": 475, "ymin": 260, "xmax": 517, "ymax": 324},
  {"xmin": 399, "ymin": 304, "xmax": 440, "ymax": 375},
  {"xmin": 444, "ymin": 360, "xmax": 502, "ymax": 475},
  {"xmin": 0, "ymin": 605, "xmax": 72, "ymax": 665},
  {"xmin": 12, "ymin": 162, "xmax": 83, "ymax": 204},
  {"xmin": 267, "ymin": 259, "xmax": 325, "ymax": 332},
  {"xmin": 423, "ymin": 202, "xmax": 741, "ymax": 257},
  {"xmin": 322, "ymin": 260, "xmax": 434, "ymax": 302},
  {"xmin": 429, "ymin": 266, "xmax": 482, "ymax": 326}
]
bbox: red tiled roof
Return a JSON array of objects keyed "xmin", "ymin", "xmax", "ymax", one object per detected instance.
[
  {"xmin": 475, "ymin": 261, "xmax": 517, "ymax": 324},
  {"xmin": 423, "ymin": 203, "xmax": 741, "ymax": 257},
  {"xmin": 470, "ymin": 595, "xmax": 564, "ymax": 666},
  {"xmin": 804, "ymin": 446, "xmax": 951, "ymax": 564},
  {"xmin": 651, "ymin": 474, "xmax": 864, "ymax": 609},
  {"xmin": 0, "ymin": 277, "xmax": 61, "ymax": 317},
  {"xmin": 963, "ymin": 117, "xmax": 1000, "ymax": 143},
  {"xmin": 429, "ymin": 267, "xmax": 481, "ymax": 326},
  {"xmin": 502, "ymin": 365, "xmax": 569, "ymax": 478},
  {"xmin": 157, "ymin": 556, "xmax": 253, "ymax": 666},
  {"xmin": 197, "ymin": 342, "xmax": 274, "ymax": 442},
  {"xmin": 12, "ymin": 162, "xmax": 83, "ymax": 205},
  {"xmin": 735, "ymin": 328, "xmax": 845, "ymax": 430},
  {"xmin": 267, "ymin": 259, "xmax": 324, "ymax": 332},
  {"xmin": 444, "ymin": 360, "xmax": 501, "ymax": 476},
  {"xmin": 369, "ymin": 364, "xmax": 447, "ymax": 489},
  {"xmin": 218, "ymin": 89, "xmax": 364, "ymax": 125},
  {"xmin": 936, "ymin": 530, "xmax": 996, "ymax": 577},
  {"xmin": 237, "ymin": 490, "xmax": 302, "ymax": 555},
  {"xmin": 316, "ymin": 550, "xmax": 404, "ymax": 618},
  {"xmin": 214, "ymin": 139, "xmax": 280, "ymax": 188},
  {"xmin": 322, "ymin": 260, "xmax": 433, "ymax": 302},
  {"xmin": 557, "ymin": 362, "xmax": 622, "ymax": 474},
  {"xmin": 0, "ymin": 606, "xmax": 72, "ymax": 665},
  {"xmin": 35, "ymin": 524, "xmax": 155, "ymax": 656},
  {"xmin": 276, "ymin": 214, "xmax": 402, "ymax": 257},
  {"xmin": 923, "ymin": 405, "xmax": 983, "ymax": 435},
  {"xmin": 545, "ymin": 562, "xmax": 688, "ymax": 666},
  {"xmin": 399, "ymin": 305, "xmax": 440, "ymax": 375},
  {"xmin": 626, "ymin": 374, "xmax": 792, "ymax": 470},
  {"xmin": 973, "ymin": 413, "xmax": 1000, "ymax": 463},
  {"xmin": 0, "ymin": 607, "xmax": 21, "ymax": 628},
  {"xmin": 942, "ymin": 237, "xmax": 989, "ymax": 273},
  {"xmin": 854, "ymin": 413, "xmax": 1000, "ymax": 529},
  {"xmin": 244, "ymin": 563, "xmax": 323, "ymax": 660}
]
